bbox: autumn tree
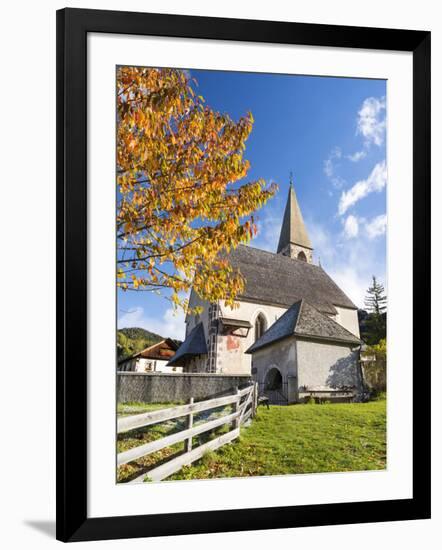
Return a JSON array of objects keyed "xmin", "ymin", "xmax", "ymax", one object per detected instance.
[
  {"xmin": 117, "ymin": 67, "xmax": 276, "ymax": 311},
  {"xmin": 363, "ymin": 276, "xmax": 387, "ymax": 344}
]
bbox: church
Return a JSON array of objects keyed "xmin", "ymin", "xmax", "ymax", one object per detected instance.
[{"xmin": 168, "ymin": 182, "xmax": 363, "ymax": 403}]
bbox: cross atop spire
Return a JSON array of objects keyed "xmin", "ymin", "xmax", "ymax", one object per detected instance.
[{"xmin": 276, "ymin": 177, "xmax": 313, "ymax": 262}]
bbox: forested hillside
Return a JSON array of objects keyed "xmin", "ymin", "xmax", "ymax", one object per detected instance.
[{"xmin": 117, "ymin": 327, "xmax": 164, "ymax": 360}]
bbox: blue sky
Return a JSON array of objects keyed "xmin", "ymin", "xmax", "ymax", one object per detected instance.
[{"xmin": 118, "ymin": 69, "xmax": 387, "ymax": 340}]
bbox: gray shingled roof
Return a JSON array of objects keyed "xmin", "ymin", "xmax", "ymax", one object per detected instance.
[
  {"xmin": 277, "ymin": 184, "xmax": 312, "ymax": 253},
  {"xmin": 228, "ymin": 244, "xmax": 356, "ymax": 314},
  {"xmin": 246, "ymin": 299, "xmax": 361, "ymax": 353},
  {"xmin": 167, "ymin": 322, "xmax": 207, "ymax": 366}
]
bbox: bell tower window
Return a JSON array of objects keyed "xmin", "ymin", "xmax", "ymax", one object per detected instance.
[{"xmin": 297, "ymin": 250, "xmax": 307, "ymax": 262}]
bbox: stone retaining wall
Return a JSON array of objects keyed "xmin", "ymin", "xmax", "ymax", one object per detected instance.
[{"xmin": 117, "ymin": 372, "xmax": 253, "ymax": 403}]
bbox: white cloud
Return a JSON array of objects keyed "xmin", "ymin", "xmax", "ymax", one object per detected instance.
[
  {"xmin": 253, "ymin": 213, "xmax": 281, "ymax": 252},
  {"xmin": 328, "ymin": 266, "xmax": 370, "ymax": 309},
  {"xmin": 341, "ymin": 213, "xmax": 386, "ymax": 241},
  {"xmin": 357, "ymin": 96, "xmax": 386, "ymax": 147},
  {"xmin": 118, "ymin": 306, "xmax": 186, "ymax": 340},
  {"xmin": 323, "ymin": 96, "xmax": 385, "ymax": 193},
  {"xmin": 324, "ymin": 146, "xmax": 341, "ymax": 177},
  {"xmin": 306, "ymin": 220, "xmax": 336, "ymax": 265},
  {"xmin": 323, "ymin": 147, "xmax": 345, "ymax": 189},
  {"xmin": 338, "ymin": 160, "xmax": 387, "ymax": 216},
  {"xmin": 308, "ymin": 217, "xmax": 386, "ymax": 309},
  {"xmin": 118, "ymin": 306, "xmax": 144, "ymax": 327},
  {"xmin": 330, "ymin": 236, "xmax": 384, "ymax": 307},
  {"xmin": 346, "ymin": 150, "xmax": 367, "ymax": 162},
  {"xmin": 365, "ymin": 214, "xmax": 387, "ymax": 239},
  {"xmin": 343, "ymin": 215, "xmax": 359, "ymax": 239}
]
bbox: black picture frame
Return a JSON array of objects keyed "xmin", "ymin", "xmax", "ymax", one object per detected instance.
[{"xmin": 56, "ymin": 7, "xmax": 431, "ymax": 543}]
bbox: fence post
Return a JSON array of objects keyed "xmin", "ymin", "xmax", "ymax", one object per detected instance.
[
  {"xmin": 253, "ymin": 382, "xmax": 258, "ymax": 417},
  {"xmin": 185, "ymin": 397, "xmax": 194, "ymax": 453},
  {"xmin": 233, "ymin": 387, "xmax": 241, "ymax": 429}
]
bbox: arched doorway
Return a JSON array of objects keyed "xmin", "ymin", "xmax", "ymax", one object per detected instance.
[
  {"xmin": 264, "ymin": 367, "xmax": 282, "ymax": 391},
  {"xmin": 297, "ymin": 250, "xmax": 307, "ymax": 262},
  {"xmin": 263, "ymin": 367, "xmax": 287, "ymax": 405}
]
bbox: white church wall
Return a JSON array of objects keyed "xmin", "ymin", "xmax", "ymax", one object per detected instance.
[
  {"xmin": 216, "ymin": 332, "xmax": 250, "ymax": 374},
  {"xmin": 183, "ymin": 295, "xmax": 360, "ymax": 375},
  {"xmin": 334, "ymin": 306, "xmax": 360, "ymax": 338},
  {"xmin": 219, "ymin": 299, "xmax": 287, "ymax": 329},
  {"xmin": 217, "ymin": 300, "xmax": 288, "ymax": 374},
  {"xmin": 296, "ymin": 338, "xmax": 361, "ymax": 394}
]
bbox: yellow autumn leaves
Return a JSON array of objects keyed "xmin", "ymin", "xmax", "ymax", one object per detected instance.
[{"xmin": 117, "ymin": 66, "xmax": 276, "ymax": 311}]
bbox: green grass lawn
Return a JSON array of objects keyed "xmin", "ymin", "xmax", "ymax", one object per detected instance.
[
  {"xmin": 170, "ymin": 399, "xmax": 386, "ymax": 480},
  {"xmin": 117, "ymin": 399, "xmax": 386, "ymax": 482}
]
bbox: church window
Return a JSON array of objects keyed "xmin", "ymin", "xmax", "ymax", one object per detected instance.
[
  {"xmin": 254, "ymin": 313, "xmax": 267, "ymax": 342},
  {"xmin": 297, "ymin": 250, "xmax": 307, "ymax": 262}
]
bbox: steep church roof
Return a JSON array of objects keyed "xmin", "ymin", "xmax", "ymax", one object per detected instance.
[
  {"xmin": 228, "ymin": 244, "xmax": 357, "ymax": 314},
  {"xmin": 246, "ymin": 299, "xmax": 361, "ymax": 353},
  {"xmin": 277, "ymin": 183, "xmax": 312, "ymax": 253},
  {"xmin": 167, "ymin": 322, "xmax": 207, "ymax": 366}
]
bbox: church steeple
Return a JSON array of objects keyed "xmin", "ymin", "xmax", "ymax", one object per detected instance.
[{"xmin": 276, "ymin": 176, "xmax": 313, "ymax": 263}]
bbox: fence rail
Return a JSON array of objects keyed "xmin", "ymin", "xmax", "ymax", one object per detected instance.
[{"xmin": 117, "ymin": 383, "xmax": 258, "ymax": 483}]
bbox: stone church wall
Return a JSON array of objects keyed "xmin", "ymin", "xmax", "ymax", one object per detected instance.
[
  {"xmin": 279, "ymin": 243, "xmax": 313, "ymax": 263},
  {"xmin": 296, "ymin": 338, "xmax": 361, "ymax": 395}
]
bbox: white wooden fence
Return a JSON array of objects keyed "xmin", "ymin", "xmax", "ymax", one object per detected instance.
[{"xmin": 117, "ymin": 383, "xmax": 258, "ymax": 483}]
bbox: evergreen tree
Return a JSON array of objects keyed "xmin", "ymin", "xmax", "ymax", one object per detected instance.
[
  {"xmin": 363, "ymin": 276, "xmax": 387, "ymax": 344},
  {"xmin": 364, "ymin": 276, "xmax": 387, "ymax": 315}
]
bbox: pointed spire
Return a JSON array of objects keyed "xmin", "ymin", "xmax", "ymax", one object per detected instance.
[{"xmin": 276, "ymin": 176, "xmax": 313, "ymax": 259}]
